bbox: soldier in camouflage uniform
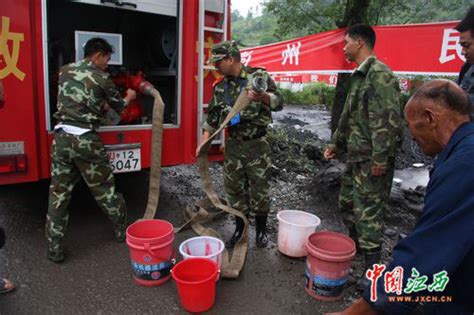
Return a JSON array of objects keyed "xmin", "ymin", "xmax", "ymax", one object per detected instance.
[
  {"xmin": 324, "ymin": 25, "xmax": 402, "ymax": 289},
  {"xmin": 46, "ymin": 38, "xmax": 136, "ymax": 262},
  {"xmin": 197, "ymin": 41, "xmax": 284, "ymax": 248}
]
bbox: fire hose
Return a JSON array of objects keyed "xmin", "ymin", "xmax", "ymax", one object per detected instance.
[
  {"xmin": 135, "ymin": 72, "xmax": 267, "ymax": 278},
  {"xmin": 175, "ymin": 74, "xmax": 268, "ymax": 279},
  {"xmin": 134, "ymin": 79, "xmax": 165, "ymax": 220}
]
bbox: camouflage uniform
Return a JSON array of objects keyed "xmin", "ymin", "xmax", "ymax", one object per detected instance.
[
  {"xmin": 328, "ymin": 56, "xmax": 402, "ymax": 252},
  {"xmin": 457, "ymin": 62, "xmax": 474, "ymax": 119},
  {"xmin": 204, "ymin": 45, "xmax": 284, "ymax": 217},
  {"xmin": 46, "ymin": 59, "xmax": 127, "ymax": 261}
]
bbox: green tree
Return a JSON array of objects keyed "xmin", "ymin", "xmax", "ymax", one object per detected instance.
[
  {"xmin": 232, "ymin": 6, "xmax": 283, "ymax": 46},
  {"xmin": 372, "ymin": 0, "xmax": 469, "ymax": 25},
  {"xmin": 246, "ymin": 8, "xmax": 254, "ymax": 20},
  {"xmin": 265, "ymin": 0, "xmax": 468, "ymax": 38},
  {"xmin": 265, "ymin": 0, "xmax": 343, "ymax": 36},
  {"xmin": 231, "ymin": 9, "xmax": 244, "ymax": 23}
]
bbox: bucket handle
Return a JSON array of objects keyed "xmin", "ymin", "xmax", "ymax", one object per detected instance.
[
  {"xmin": 170, "ymin": 268, "xmax": 220, "ymax": 282},
  {"xmin": 170, "ymin": 250, "xmax": 177, "ymax": 266},
  {"xmin": 144, "ymin": 243, "xmax": 176, "ymax": 264}
]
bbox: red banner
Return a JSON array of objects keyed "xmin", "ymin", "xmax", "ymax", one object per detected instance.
[{"xmin": 241, "ymin": 21, "xmax": 464, "ymax": 77}]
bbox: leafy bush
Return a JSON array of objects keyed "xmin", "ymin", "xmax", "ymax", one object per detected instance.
[
  {"xmin": 399, "ymin": 75, "xmax": 458, "ymax": 109},
  {"xmin": 280, "ymin": 75, "xmax": 458, "ymax": 109},
  {"xmin": 280, "ymin": 82, "xmax": 335, "ymax": 106}
]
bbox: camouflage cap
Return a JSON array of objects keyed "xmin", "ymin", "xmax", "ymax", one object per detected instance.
[{"xmin": 208, "ymin": 41, "xmax": 240, "ymax": 64}]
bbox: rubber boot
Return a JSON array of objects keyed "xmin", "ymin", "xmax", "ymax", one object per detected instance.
[
  {"xmin": 255, "ymin": 215, "xmax": 269, "ymax": 248},
  {"xmin": 113, "ymin": 202, "xmax": 128, "ymax": 243},
  {"xmin": 46, "ymin": 245, "xmax": 65, "ymax": 263},
  {"xmin": 113, "ymin": 221, "xmax": 127, "ymax": 243},
  {"xmin": 0, "ymin": 227, "xmax": 5, "ymax": 249},
  {"xmin": 357, "ymin": 250, "xmax": 381, "ymax": 291},
  {"xmin": 348, "ymin": 227, "xmax": 360, "ymax": 250},
  {"xmin": 226, "ymin": 215, "xmax": 245, "ymax": 248}
]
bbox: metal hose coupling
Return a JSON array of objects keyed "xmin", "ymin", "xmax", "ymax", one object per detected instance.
[
  {"xmin": 251, "ymin": 75, "xmax": 268, "ymax": 93},
  {"xmin": 126, "ymin": 71, "xmax": 158, "ymax": 97},
  {"xmin": 138, "ymin": 81, "xmax": 157, "ymax": 96}
]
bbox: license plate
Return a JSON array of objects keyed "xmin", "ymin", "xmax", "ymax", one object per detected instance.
[{"xmin": 107, "ymin": 147, "xmax": 141, "ymax": 173}]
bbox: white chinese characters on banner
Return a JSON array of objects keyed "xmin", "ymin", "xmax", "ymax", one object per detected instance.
[
  {"xmin": 282, "ymin": 42, "xmax": 302, "ymax": 65},
  {"xmin": 241, "ymin": 51, "xmax": 253, "ymax": 66},
  {"xmin": 439, "ymin": 29, "xmax": 465, "ymax": 64}
]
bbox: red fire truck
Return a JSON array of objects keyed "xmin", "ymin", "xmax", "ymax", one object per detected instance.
[{"xmin": 0, "ymin": 0, "xmax": 229, "ymax": 185}]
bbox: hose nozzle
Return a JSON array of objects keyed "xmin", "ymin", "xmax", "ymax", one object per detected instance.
[{"xmin": 251, "ymin": 75, "xmax": 268, "ymax": 93}]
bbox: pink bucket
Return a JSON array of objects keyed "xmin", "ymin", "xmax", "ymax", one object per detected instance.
[
  {"xmin": 126, "ymin": 219, "xmax": 175, "ymax": 286},
  {"xmin": 305, "ymin": 231, "xmax": 356, "ymax": 301}
]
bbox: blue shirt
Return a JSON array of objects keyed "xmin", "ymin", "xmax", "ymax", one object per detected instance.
[{"xmin": 363, "ymin": 122, "xmax": 474, "ymax": 314}]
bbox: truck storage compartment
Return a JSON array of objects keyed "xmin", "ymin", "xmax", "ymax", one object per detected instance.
[{"xmin": 45, "ymin": 0, "xmax": 179, "ymax": 127}]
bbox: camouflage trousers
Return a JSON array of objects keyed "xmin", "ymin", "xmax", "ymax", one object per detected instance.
[
  {"xmin": 338, "ymin": 158, "xmax": 395, "ymax": 252},
  {"xmin": 223, "ymin": 136, "xmax": 272, "ymax": 216},
  {"xmin": 46, "ymin": 130, "xmax": 126, "ymax": 254}
]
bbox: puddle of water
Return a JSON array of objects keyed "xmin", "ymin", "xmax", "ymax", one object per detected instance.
[
  {"xmin": 394, "ymin": 168, "xmax": 430, "ymax": 190},
  {"xmin": 272, "ymin": 106, "xmax": 331, "ymax": 141}
]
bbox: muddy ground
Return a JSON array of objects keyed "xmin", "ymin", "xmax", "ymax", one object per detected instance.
[{"xmin": 0, "ymin": 105, "xmax": 427, "ymax": 314}]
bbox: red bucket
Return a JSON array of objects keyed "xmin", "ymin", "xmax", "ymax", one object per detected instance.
[
  {"xmin": 305, "ymin": 231, "xmax": 356, "ymax": 301},
  {"xmin": 126, "ymin": 219, "xmax": 175, "ymax": 286},
  {"xmin": 172, "ymin": 258, "xmax": 219, "ymax": 313}
]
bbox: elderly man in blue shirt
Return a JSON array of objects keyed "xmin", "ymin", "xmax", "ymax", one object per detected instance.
[{"xmin": 327, "ymin": 80, "xmax": 474, "ymax": 314}]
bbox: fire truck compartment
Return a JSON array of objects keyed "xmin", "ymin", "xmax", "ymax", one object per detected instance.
[{"xmin": 45, "ymin": 0, "xmax": 180, "ymax": 128}]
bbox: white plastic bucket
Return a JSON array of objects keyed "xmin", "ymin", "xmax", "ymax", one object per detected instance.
[
  {"xmin": 179, "ymin": 236, "xmax": 225, "ymax": 269},
  {"xmin": 277, "ymin": 210, "xmax": 321, "ymax": 257}
]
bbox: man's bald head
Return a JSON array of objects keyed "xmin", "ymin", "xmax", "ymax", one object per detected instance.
[
  {"xmin": 405, "ymin": 80, "xmax": 471, "ymax": 157},
  {"xmin": 407, "ymin": 79, "xmax": 471, "ymax": 116}
]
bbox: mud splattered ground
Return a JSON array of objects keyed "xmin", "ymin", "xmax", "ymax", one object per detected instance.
[{"xmin": 0, "ymin": 105, "xmax": 427, "ymax": 314}]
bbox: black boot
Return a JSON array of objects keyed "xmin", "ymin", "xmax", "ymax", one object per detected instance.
[
  {"xmin": 113, "ymin": 221, "xmax": 127, "ymax": 243},
  {"xmin": 0, "ymin": 227, "xmax": 5, "ymax": 249},
  {"xmin": 47, "ymin": 247, "xmax": 65, "ymax": 263},
  {"xmin": 348, "ymin": 227, "xmax": 360, "ymax": 250},
  {"xmin": 113, "ymin": 201, "xmax": 128, "ymax": 243},
  {"xmin": 226, "ymin": 216, "xmax": 245, "ymax": 248},
  {"xmin": 357, "ymin": 250, "xmax": 381, "ymax": 291},
  {"xmin": 255, "ymin": 215, "xmax": 268, "ymax": 248}
]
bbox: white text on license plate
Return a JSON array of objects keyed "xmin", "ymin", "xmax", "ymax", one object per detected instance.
[{"xmin": 107, "ymin": 148, "xmax": 141, "ymax": 173}]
